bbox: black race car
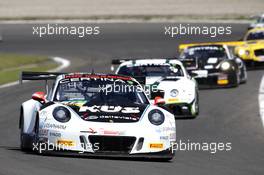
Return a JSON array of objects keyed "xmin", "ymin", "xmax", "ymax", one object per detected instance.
[{"xmin": 179, "ymin": 44, "xmax": 247, "ymax": 88}]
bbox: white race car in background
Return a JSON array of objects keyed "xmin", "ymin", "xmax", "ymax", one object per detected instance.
[
  {"xmin": 19, "ymin": 72, "xmax": 176, "ymax": 161},
  {"xmin": 112, "ymin": 58, "xmax": 199, "ymax": 118},
  {"xmin": 248, "ymin": 14, "xmax": 264, "ymax": 30}
]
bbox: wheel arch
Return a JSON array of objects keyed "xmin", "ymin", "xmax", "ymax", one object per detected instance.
[{"xmin": 21, "ymin": 99, "xmax": 42, "ymax": 134}]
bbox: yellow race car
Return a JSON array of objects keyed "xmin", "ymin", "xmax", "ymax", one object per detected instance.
[
  {"xmin": 235, "ymin": 40, "xmax": 264, "ymax": 64},
  {"xmin": 235, "ymin": 28, "xmax": 264, "ymax": 65}
]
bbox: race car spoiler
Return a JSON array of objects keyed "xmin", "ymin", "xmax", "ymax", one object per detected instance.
[
  {"xmin": 111, "ymin": 58, "xmax": 179, "ymax": 71},
  {"xmin": 178, "ymin": 41, "xmax": 246, "ymax": 52},
  {"xmin": 20, "ymin": 71, "xmax": 65, "ymax": 92},
  {"xmin": 20, "ymin": 71, "xmax": 64, "ymax": 82},
  {"xmin": 111, "ymin": 58, "xmax": 178, "ymax": 65}
]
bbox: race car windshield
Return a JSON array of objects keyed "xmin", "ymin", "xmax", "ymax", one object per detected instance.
[
  {"xmin": 257, "ymin": 17, "xmax": 264, "ymax": 23},
  {"xmin": 246, "ymin": 31, "xmax": 264, "ymax": 40},
  {"xmin": 181, "ymin": 46, "xmax": 227, "ymax": 60},
  {"xmin": 118, "ymin": 65, "xmax": 184, "ymax": 77},
  {"xmin": 54, "ymin": 79, "xmax": 149, "ymax": 105}
]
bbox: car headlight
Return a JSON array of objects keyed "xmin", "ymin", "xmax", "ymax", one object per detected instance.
[
  {"xmin": 170, "ymin": 89, "xmax": 178, "ymax": 97},
  {"xmin": 238, "ymin": 49, "xmax": 245, "ymax": 56},
  {"xmin": 245, "ymin": 50, "xmax": 250, "ymax": 55},
  {"xmin": 221, "ymin": 62, "xmax": 231, "ymax": 71},
  {"xmin": 148, "ymin": 109, "xmax": 165, "ymax": 125},
  {"xmin": 53, "ymin": 106, "xmax": 71, "ymax": 123}
]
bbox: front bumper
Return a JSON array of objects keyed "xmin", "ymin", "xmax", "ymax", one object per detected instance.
[
  {"xmin": 161, "ymin": 103, "xmax": 194, "ymax": 118},
  {"xmin": 194, "ymin": 72, "xmax": 237, "ymax": 88},
  {"xmin": 38, "ymin": 125, "xmax": 175, "ymax": 157},
  {"xmin": 37, "ymin": 146, "xmax": 174, "ymax": 160}
]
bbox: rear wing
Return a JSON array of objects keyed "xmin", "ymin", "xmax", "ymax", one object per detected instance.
[
  {"xmin": 20, "ymin": 71, "xmax": 65, "ymax": 93},
  {"xmin": 111, "ymin": 57, "xmax": 180, "ymax": 71},
  {"xmin": 20, "ymin": 71, "xmax": 64, "ymax": 83}
]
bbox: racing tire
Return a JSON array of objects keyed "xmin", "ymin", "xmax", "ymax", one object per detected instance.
[
  {"xmin": 20, "ymin": 114, "xmax": 40, "ymax": 153},
  {"xmin": 194, "ymin": 90, "xmax": 199, "ymax": 116},
  {"xmin": 33, "ymin": 116, "xmax": 42, "ymax": 154},
  {"xmin": 20, "ymin": 115, "xmax": 32, "ymax": 151},
  {"xmin": 231, "ymin": 71, "xmax": 239, "ymax": 88},
  {"xmin": 189, "ymin": 91, "xmax": 199, "ymax": 119}
]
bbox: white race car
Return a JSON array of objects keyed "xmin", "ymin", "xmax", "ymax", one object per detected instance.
[
  {"xmin": 111, "ymin": 58, "xmax": 199, "ymax": 118},
  {"xmin": 19, "ymin": 72, "xmax": 176, "ymax": 160},
  {"xmin": 248, "ymin": 14, "xmax": 264, "ymax": 30}
]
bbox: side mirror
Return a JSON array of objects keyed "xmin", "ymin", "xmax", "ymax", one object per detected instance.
[
  {"xmin": 154, "ymin": 96, "xmax": 165, "ymax": 106},
  {"xmin": 32, "ymin": 92, "xmax": 46, "ymax": 103}
]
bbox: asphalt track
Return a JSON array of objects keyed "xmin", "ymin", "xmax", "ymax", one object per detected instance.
[{"xmin": 0, "ymin": 23, "xmax": 263, "ymax": 175}]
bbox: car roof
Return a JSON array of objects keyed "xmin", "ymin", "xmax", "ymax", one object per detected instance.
[{"xmin": 119, "ymin": 58, "xmax": 183, "ymax": 67}]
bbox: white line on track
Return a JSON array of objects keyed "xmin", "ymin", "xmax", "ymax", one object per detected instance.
[
  {"xmin": 259, "ymin": 75, "xmax": 264, "ymax": 127},
  {"xmin": 0, "ymin": 57, "xmax": 70, "ymax": 89}
]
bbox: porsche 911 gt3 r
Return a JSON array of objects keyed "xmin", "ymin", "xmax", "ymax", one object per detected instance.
[
  {"xmin": 179, "ymin": 44, "xmax": 247, "ymax": 88},
  {"xmin": 19, "ymin": 72, "xmax": 176, "ymax": 160},
  {"xmin": 179, "ymin": 28, "xmax": 264, "ymax": 68},
  {"xmin": 111, "ymin": 58, "xmax": 199, "ymax": 118}
]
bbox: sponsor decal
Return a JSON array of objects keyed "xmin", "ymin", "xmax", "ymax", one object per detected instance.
[
  {"xmin": 80, "ymin": 104, "xmax": 147, "ymax": 122},
  {"xmin": 168, "ymin": 98, "xmax": 179, "ymax": 103},
  {"xmin": 62, "ymin": 101, "xmax": 86, "ymax": 107},
  {"xmin": 44, "ymin": 123, "xmax": 67, "ymax": 130},
  {"xmin": 149, "ymin": 143, "xmax": 164, "ymax": 149},
  {"xmin": 103, "ymin": 130, "xmax": 119, "ymax": 135},
  {"xmin": 156, "ymin": 127, "xmax": 175, "ymax": 133},
  {"xmin": 39, "ymin": 129, "xmax": 48, "ymax": 137},
  {"xmin": 81, "ymin": 128, "xmax": 125, "ymax": 135},
  {"xmin": 217, "ymin": 79, "xmax": 228, "ymax": 85},
  {"xmin": 64, "ymin": 74, "xmax": 131, "ymax": 81},
  {"xmin": 57, "ymin": 139, "xmax": 75, "ymax": 146},
  {"xmin": 98, "ymin": 115, "xmax": 139, "ymax": 121},
  {"xmin": 79, "ymin": 105, "xmax": 140, "ymax": 113},
  {"xmin": 98, "ymin": 128, "xmax": 125, "ymax": 136},
  {"xmin": 160, "ymin": 136, "xmax": 169, "ymax": 140},
  {"xmin": 49, "ymin": 132, "xmax": 61, "ymax": 137}
]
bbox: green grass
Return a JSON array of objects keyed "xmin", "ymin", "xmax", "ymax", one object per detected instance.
[{"xmin": 0, "ymin": 53, "xmax": 58, "ymax": 85}]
